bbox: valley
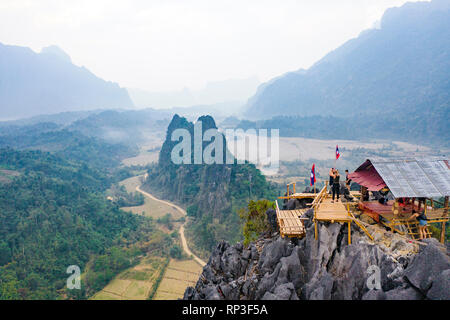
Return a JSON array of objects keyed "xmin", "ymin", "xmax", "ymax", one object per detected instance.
[{"xmin": 92, "ymin": 173, "xmax": 204, "ymax": 300}]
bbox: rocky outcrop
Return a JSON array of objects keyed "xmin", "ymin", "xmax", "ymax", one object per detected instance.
[{"xmin": 184, "ymin": 209, "xmax": 450, "ymax": 300}]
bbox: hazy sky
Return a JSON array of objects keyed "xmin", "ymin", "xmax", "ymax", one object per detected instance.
[{"xmin": 0, "ymin": 0, "xmax": 426, "ymax": 92}]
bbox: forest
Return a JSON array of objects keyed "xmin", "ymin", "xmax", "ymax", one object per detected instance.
[{"xmin": 0, "ymin": 148, "xmax": 172, "ymax": 299}]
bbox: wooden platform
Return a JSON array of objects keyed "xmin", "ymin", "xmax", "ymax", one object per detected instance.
[
  {"xmin": 275, "ymin": 202, "xmax": 306, "ymax": 238},
  {"xmin": 278, "ymin": 192, "xmax": 319, "ymax": 200},
  {"xmin": 312, "ymin": 187, "xmax": 374, "ymax": 244},
  {"xmin": 315, "ymin": 198, "xmax": 351, "ymax": 222},
  {"xmin": 359, "ymin": 201, "xmax": 448, "ymax": 223}
]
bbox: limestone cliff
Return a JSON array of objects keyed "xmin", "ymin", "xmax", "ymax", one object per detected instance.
[{"xmin": 184, "ymin": 208, "xmax": 450, "ymax": 300}]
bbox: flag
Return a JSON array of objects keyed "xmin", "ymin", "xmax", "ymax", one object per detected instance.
[
  {"xmin": 310, "ymin": 164, "xmax": 316, "ymax": 186},
  {"xmin": 336, "ymin": 145, "xmax": 340, "ymax": 160}
]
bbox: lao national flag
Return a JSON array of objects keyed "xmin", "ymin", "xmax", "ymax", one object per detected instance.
[
  {"xmin": 336, "ymin": 145, "xmax": 340, "ymax": 160},
  {"xmin": 310, "ymin": 164, "xmax": 316, "ymax": 186}
]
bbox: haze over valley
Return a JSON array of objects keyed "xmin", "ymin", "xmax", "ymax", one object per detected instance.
[{"xmin": 0, "ymin": 0, "xmax": 449, "ymax": 302}]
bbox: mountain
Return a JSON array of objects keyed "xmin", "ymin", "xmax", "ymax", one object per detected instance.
[
  {"xmin": 0, "ymin": 43, "xmax": 134, "ymax": 119},
  {"xmin": 128, "ymin": 77, "xmax": 260, "ymax": 109},
  {"xmin": 0, "ymin": 121, "xmax": 139, "ymax": 168},
  {"xmin": 245, "ymin": 0, "xmax": 450, "ymax": 123},
  {"xmin": 142, "ymin": 114, "xmax": 277, "ymax": 256}
]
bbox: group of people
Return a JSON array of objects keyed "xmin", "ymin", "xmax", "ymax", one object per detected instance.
[{"xmin": 328, "ymin": 168, "xmax": 351, "ymax": 203}]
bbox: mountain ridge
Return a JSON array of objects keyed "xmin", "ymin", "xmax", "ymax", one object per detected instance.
[
  {"xmin": 0, "ymin": 42, "xmax": 134, "ymax": 119},
  {"xmin": 244, "ymin": 0, "xmax": 450, "ymax": 122}
]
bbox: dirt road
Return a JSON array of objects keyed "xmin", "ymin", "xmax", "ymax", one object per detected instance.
[{"xmin": 135, "ymin": 185, "xmax": 206, "ymax": 267}]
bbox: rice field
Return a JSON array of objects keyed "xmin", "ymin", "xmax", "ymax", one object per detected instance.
[
  {"xmin": 153, "ymin": 259, "xmax": 203, "ymax": 300},
  {"xmin": 119, "ymin": 176, "xmax": 183, "ymax": 220},
  {"xmin": 91, "ymin": 256, "xmax": 166, "ymax": 300},
  {"xmin": 121, "ymin": 142, "xmax": 163, "ymax": 166},
  {"xmin": 101, "ymin": 175, "xmax": 203, "ymax": 300}
]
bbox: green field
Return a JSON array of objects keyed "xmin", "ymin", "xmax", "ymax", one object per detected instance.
[
  {"xmin": 153, "ymin": 259, "xmax": 202, "ymax": 300},
  {"xmin": 91, "ymin": 256, "xmax": 166, "ymax": 300}
]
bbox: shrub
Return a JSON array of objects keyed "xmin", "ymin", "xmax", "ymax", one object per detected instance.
[{"xmin": 239, "ymin": 199, "xmax": 274, "ymax": 246}]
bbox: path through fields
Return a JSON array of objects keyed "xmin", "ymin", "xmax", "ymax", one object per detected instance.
[{"xmin": 135, "ymin": 185, "xmax": 206, "ymax": 267}]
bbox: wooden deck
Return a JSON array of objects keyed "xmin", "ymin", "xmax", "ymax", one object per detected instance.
[
  {"xmin": 315, "ymin": 198, "xmax": 351, "ymax": 222},
  {"xmin": 278, "ymin": 192, "xmax": 319, "ymax": 200},
  {"xmin": 359, "ymin": 201, "xmax": 448, "ymax": 223},
  {"xmin": 358, "ymin": 200, "xmax": 448, "ymax": 241},
  {"xmin": 275, "ymin": 202, "xmax": 306, "ymax": 238}
]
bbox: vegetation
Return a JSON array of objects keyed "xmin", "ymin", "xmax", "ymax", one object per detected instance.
[
  {"xmin": 0, "ymin": 127, "xmax": 138, "ymax": 168},
  {"xmin": 239, "ymin": 200, "xmax": 275, "ymax": 246},
  {"xmin": 109, "ymin": 184, "xmax": 145, "ymax": 207},
  {"xmin": 169, "ymin": 245, "xmax": 182, "ymax": 259},
  {"xmin": 157, "ymin": 213, "xmax": 174, "ymax": 230},
  {"xmin": 0, "ymin": 148, "xmax": 171, "ymax": 300},
  {"xmin": 69, "ymin": 246, "xmax": 142, "ymax": 299},
  {"xmin": 147, "ymin": 258, "xmax": 170, "ymax": 300}
]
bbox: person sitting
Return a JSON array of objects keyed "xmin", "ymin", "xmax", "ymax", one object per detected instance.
[{"xmin": 410, "ymin": 210, "xmax": 428, "ymax": 240}]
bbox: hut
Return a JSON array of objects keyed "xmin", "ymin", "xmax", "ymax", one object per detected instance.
[{"xmin": 348, "ymin": 157, "xmax": 449, "ymax": 242}]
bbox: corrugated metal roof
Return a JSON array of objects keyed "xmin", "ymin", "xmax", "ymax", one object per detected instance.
[{"xmin": 367, "ymin": 157, "xmax": 450, "ymax": 198}]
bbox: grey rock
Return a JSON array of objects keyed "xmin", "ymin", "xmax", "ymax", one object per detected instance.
[
  {"xmin": 258, "ymin": 237, "xmax": 293, "ymax": 274},
  {"xmin": 219, "ymin": 280, "xmax": 240, "ymax": 300},
  {"xmin": 265, "ymin": 208, "xmax": 278, "ymax": 232},
  {"xmin": 262, "ymin": 283, "xmax": 298, "ymax": 300},
  {"xmin": 256, "ymin": 263, "xmax": 282, "ymax": 299},
  {"xmin": 384, "ymin": 286, "xmax": 423, "ymax": 300},
  {"xmin": 274, "ymin": 247, "xmax": 305, "ymax": 290},
  {"xmin": 203, "ymin": 285, "xmax": 222, "ymax": 300},
  {"xmin": 427, "ymin": 269, "xmax": 450, "ymax": 300},
  {"xmin": 362, "ymin": 289, "xmax": 386, "ymax": 300},
  {"xmin": 250, "ymin": 244, "xmax": 259, "ymax": 261},
  {"xmin": 329, "ymin": 242, "xmax": 384, "ymax": 299},
  {"xmin": 404, "ymin": 240, "xmax": 450, "ymax": 293},
  {"xmin": 303, "ymin": 271, "xmax": 334, "ymax": 300}
]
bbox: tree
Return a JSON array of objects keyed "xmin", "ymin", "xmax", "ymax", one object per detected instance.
[
  {"xmin": 169, "ymin": 245, "xmax": 182, "ymax": 259},
  {"xmin": 239, "ymin": 199, "xmax": 274, "ymax": 246}
]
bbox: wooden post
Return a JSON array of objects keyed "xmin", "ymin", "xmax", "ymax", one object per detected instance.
[
  {"xmin": 314, "ymin": 204, "xmax": 318, "ymax": 240},
  {"xmin": 314, "ymin": 220, "xmax": 318, "ymax": 240},
  {"xmin": 348, "ymin": 222, "xmax": 351, "ymax": 245},
  {"xmin": 287, "ymin": 184, "xmax": 289, "ymax": 197},
  {"xmin": 441, "ymin": 196, "xmax": 448, "ymax": 244},
  {"xmin": 293, "ymin": 182, "xmax": 296, "ymax": 194},
  {"xmin": 393, "ymin": 199, "xmax": 399, "ymax": 216}
]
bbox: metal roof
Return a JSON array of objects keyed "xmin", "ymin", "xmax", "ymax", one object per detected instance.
[{"xmin": 358, "ymin": 157, "xmax": 450, "ymax": 198}]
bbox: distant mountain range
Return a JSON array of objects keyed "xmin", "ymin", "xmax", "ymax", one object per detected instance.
[
  {"xmin": 245, "ymin": 0, "xmax": 450, "ymax": 122},
  {"xmin": 128, "ymin": 77, "xmax": 260, "ymax": 110},
  {"xmin": 0, "ymin": 43, "xmax": 134, "ymax": 119}
]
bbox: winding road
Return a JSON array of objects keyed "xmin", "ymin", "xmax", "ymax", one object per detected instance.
[{"xmin": 135, "ymin": 185, "xmax": 206, "ymax": 267}]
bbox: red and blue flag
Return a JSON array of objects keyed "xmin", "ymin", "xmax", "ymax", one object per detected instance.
[
  {"xmin": 310, "ymin": 164, "xmax": 316, "ymax": 186},
  {"xmin": 336, "ymin": 145, "xmax": 340, "ymax": 160}
]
